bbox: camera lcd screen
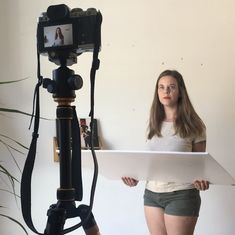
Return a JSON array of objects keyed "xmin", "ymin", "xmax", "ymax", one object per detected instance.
[{"xmin": 43, "ymin": 24, "xmax": 73, "ymax": 48}]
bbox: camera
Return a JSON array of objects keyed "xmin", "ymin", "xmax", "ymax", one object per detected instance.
[{"xmin": 37, "ymin": 4, "xmax": 102, "ymax": 65}]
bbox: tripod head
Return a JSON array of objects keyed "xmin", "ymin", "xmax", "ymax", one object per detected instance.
[{"xmin": 42, "ymin": 64, "xmax": 83, "ymax": 101}]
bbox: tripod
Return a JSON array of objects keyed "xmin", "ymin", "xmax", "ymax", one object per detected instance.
[
  {"xmin": 21, "ymin": 58, "xmax": 101, "ymax": 235},
  {"xmin": 43, "ymin": 63, "xmax": 101, "ymax": 235},
  {"xmin": 21, "ymin": 5, "xmax": 102, "ymax": 234}
]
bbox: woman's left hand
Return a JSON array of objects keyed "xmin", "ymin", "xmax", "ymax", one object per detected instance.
[{"xmin": 193, "ymin": 180, "xmax": 210, "ymax": 191}]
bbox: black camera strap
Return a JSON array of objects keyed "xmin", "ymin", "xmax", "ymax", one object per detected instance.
[
  {"xmin": 88, "ymin": 11, "xmax": 102, "ymax": 208},
  {"xmin": 21, "ymin": 53, "xmax": 43, "ymax": 235},
  {"xmin": 71, "ymin": 105, "xmax": 83, "ymax": 201}
]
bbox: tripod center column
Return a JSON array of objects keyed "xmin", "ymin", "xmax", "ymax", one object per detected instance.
[{"xmin": 56, "ymin": 100, "xmax": 75, "ymax": 201}]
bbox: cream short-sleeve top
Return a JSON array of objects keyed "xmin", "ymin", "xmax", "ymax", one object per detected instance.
[{"xmin": 145, "ymin": 121, "xmax": 206, "ymax": 193}]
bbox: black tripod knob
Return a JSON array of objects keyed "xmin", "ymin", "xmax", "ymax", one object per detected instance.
[
  {"xmin": 43, "ymin": 78, "xmax": 57, "ymax": 93},
  {"xmin": 68, "ymin": 75, "xmax": 83, "ymax": 90}
]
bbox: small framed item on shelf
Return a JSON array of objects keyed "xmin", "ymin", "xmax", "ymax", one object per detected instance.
[
  {"xmin": 54, "ymin": 118, "xmax": 100, "ymax": 162},
  {"xmin": 80, "ymin": 118, "xmax": 100, "ymax": 150}
]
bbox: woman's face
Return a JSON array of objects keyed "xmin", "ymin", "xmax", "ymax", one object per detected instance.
[{"xmin": 157, "ymin": 75, "xmax": 180, "ymax": 108}]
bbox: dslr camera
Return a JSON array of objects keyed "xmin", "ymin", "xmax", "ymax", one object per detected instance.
[{"xmin": 37, "ymin": 4, "xmax": 102, "ymax": 65}]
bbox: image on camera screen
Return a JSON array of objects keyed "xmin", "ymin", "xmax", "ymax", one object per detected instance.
[{"xmin": 43, "ymin": 24, "xmax": 73, "ymax": 48}]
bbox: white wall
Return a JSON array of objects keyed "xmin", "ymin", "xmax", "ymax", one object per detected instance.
[{"xmin": 0, "ymin": 0, "xmax": 235, "ymax": 234}]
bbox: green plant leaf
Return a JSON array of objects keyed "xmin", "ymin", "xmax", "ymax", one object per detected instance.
[
  {"xmin": 0, "ymin": 77, "xmax": 29, "ymax": 85},
  {"xmin": 0, "ymin": 138, "xmax": 26, "ymax": 156},
  {"xmin": 0, "ymin": 164, "xmax": 19, "ymax": 207},
  {"xmin": 0, "ymin": 188, "xmax": 20, "ymax": 198},
  {"xmin": 0, "ymin": 108, "xmax": 32, "ymax": 117},
  {"xmin": 0, "ymin": 107, "xmax": 51, "ymax": 121},
  {"xmin": 0, "ymin": 139, "xmax": 23, "ymax": 173},
  {"xmin": 0, "ymin": 134, "xmax": 28, "ymax": 150},
  {"xmin": 0, "ymin": 214, "xmax": 28, "ymax": 234},
  {"xmin": 0, "ymin": 164, "xmax": 19, "ymax": 201},
  {"xmin": 0, "ymin": 165, "xmax": 19, "ymax": 183}
]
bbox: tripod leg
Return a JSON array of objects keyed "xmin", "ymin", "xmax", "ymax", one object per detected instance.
[
  {"xmin": 44, "ymin": 205, "xmax": 66, "ymax": 235},
  {"xmin": 78, "ymin": 205, "xmax": 101, "ymax": 235},
  {"xmin": 84, "ymin": 225, "xmax": 101, "ymax": 235}
]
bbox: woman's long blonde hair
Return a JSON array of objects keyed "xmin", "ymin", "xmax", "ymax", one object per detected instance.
[{"xmin": 147, "ymin": 70, "xmax": 205, "ymax": 139}]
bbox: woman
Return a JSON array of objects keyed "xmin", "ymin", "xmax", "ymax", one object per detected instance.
[
  {"xmin": 53, "ymin": 27, "xmax": 64, "ymax": 46},
  {"xmin": 122, "ymin": 70, "xmax": 209, "ymax": 235}
]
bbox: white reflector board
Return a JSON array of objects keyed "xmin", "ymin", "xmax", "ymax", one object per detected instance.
[{"xmin": 82, "ymin": 150, "xmax": 235, "ymax": 185}]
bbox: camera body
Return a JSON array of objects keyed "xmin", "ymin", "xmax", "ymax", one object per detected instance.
[{"xmin": 37, "ymin": 4, "xmax": 101, "ymax": 65}]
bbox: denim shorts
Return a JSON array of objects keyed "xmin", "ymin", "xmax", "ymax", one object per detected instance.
[{"xmin": 144, "ymin": 188, "xmax": 201, "ymax": 217}]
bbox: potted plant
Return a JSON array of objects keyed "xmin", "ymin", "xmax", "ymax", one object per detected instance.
[{"xmin": 0, "ymin": 79, "xmax": 29, "ymax": 234}]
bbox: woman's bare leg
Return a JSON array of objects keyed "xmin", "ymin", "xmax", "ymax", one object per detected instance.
[
  {"xmin": 144, "ymin": 206, "xmax": 167, "ymax": 235},
  {"xmin": 164, "ymin": 214, "xmax": 198, "ymax": 235}
]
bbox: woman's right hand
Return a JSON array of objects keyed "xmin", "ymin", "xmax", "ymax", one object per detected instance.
[{"xmin": 121, "ymin": 177, "xmax": 139, "ymax": 187}]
